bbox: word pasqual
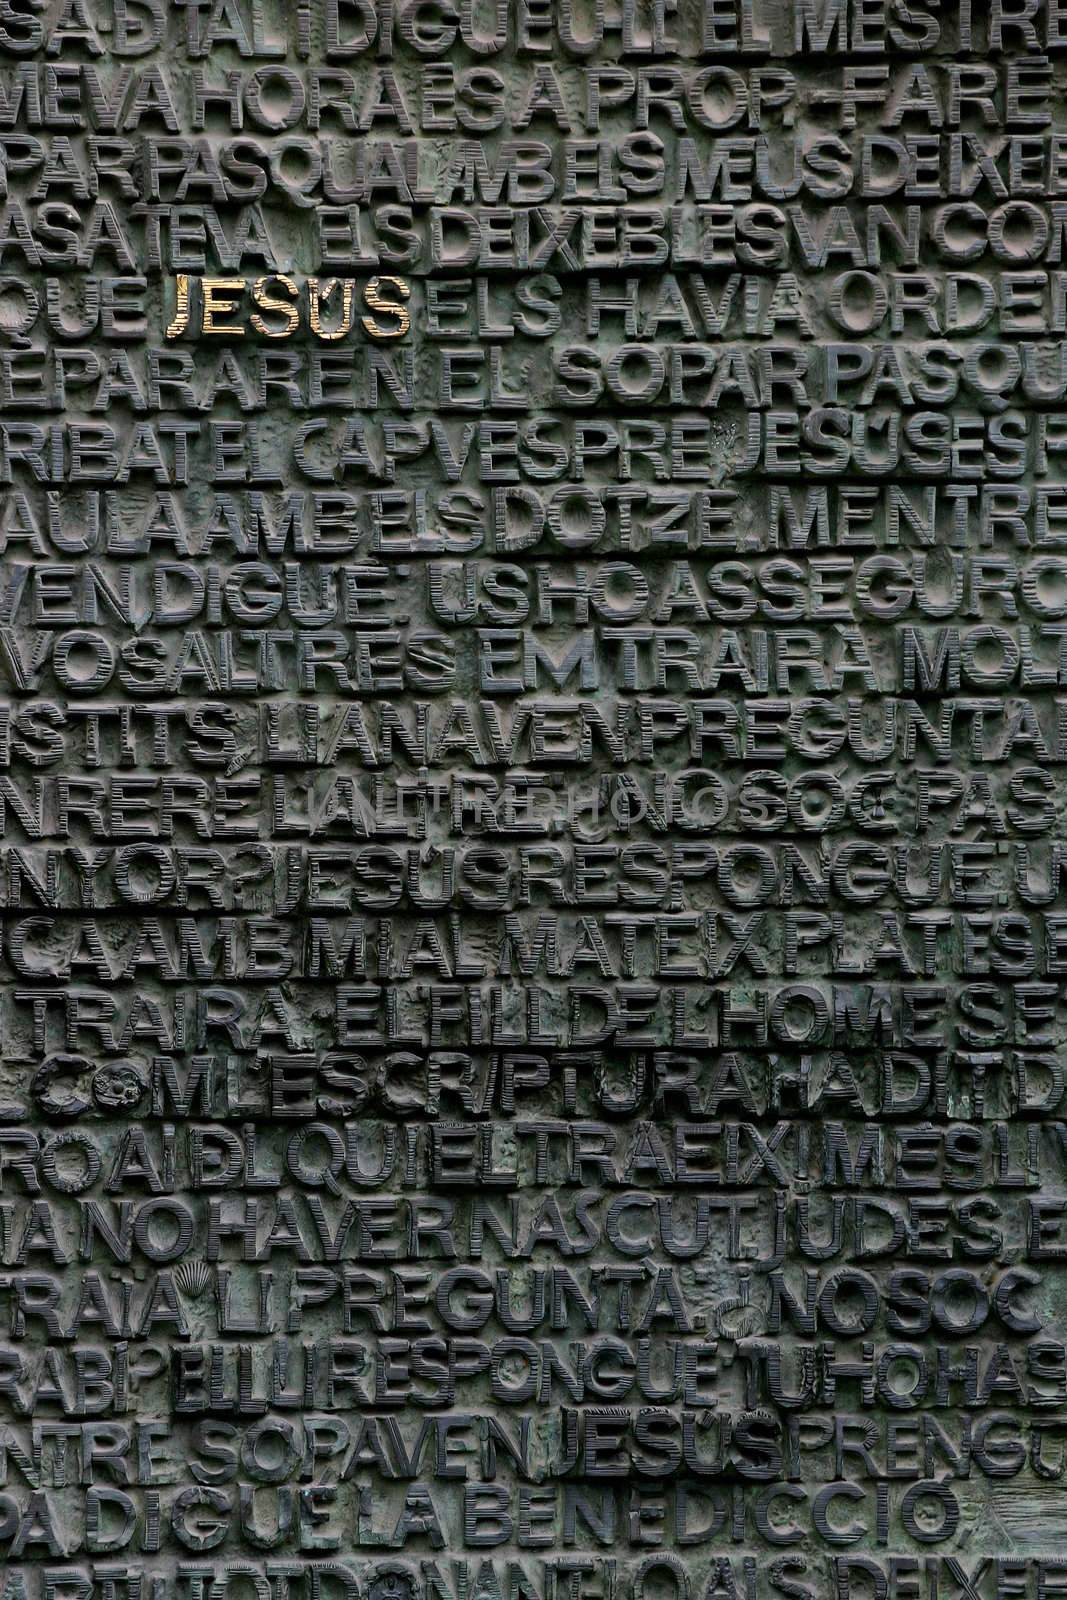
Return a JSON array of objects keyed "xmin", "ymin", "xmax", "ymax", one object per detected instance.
[{"xmin": 164, "ymin": 275, "xmax": 412, "ymax": 341}]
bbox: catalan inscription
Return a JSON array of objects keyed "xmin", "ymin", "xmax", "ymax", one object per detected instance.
[{"xmin": 0, "ymin": 2, "xmax": 1065, "ymax": 1600}]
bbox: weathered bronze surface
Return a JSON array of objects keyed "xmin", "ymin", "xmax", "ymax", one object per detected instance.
[{"xmin": 0, "ymin": 1, "xmax": 1062, "ymax": 1598}]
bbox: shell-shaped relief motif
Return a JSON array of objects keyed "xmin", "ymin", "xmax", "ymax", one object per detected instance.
[{"xmin": 174, "ymin": 1261, "xmax": 213, "ymax": 1300}]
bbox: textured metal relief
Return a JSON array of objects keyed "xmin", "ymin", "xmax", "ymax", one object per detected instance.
[{"xmin": 0, "ymin": 2, "xmax": 1063, "ymax": 1600}]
